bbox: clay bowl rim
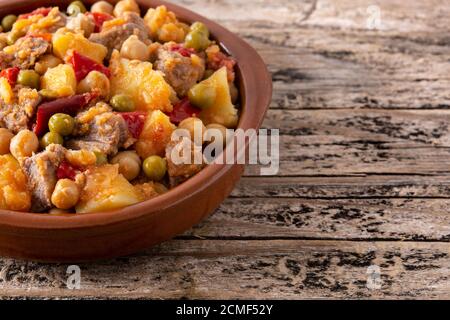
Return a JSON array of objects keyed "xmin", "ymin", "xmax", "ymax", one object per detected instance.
[{"xmin": 0, "ymin": 0, "xmax": 272, "ymax": 231}]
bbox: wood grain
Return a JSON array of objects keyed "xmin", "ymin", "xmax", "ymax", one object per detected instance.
[
  {"xmin": 2, "ymin": 0, "xmax": 450, "ymax": 299},
  {"xmin": 1, "ymin": 240, "xmax": 450, "ymax": 299}
]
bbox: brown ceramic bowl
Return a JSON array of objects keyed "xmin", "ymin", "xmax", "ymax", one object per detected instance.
[{"xmin": 0, "ymin": 0, "xmax": 271, "ymax": 262}]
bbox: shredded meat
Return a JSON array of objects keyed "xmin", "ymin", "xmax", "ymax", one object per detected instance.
[
  {"xmin": 22, "ymin": 144, "xmax": 66, "ymax": 213},
  {"xmin": 165, "ymin": 139, "xmax": 205, "ymax": 187},
  {"xmin": 154, "ymin": 43, "xmax": 205, "ymax": 97},
  {"xmin": 0, "ymin": 88, "xmax": 41, "ymax": 133},
  {"xmin": 0, "ymin": 37, "xmax": 50, "ymax": 70},
  {"xmin": 89, "ymin": 12, "xmax": 150, "ymax": 59},
  {"xmin": 67, "ymin": 112, "xmax": 133, "ymax": 156}
]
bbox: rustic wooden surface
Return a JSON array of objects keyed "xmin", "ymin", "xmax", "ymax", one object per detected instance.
[{"xmin": 2, "ymin": 0, "xmax": 450, "ymax": 299}]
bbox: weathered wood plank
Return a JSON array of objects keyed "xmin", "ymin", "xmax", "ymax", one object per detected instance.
[
  {"xmin": 1, "ymin": 240, "xmax": 450, "ymax": 299},
  {"xmin": 233, "ymin": 176, "xmax": 450, "ymax": 198},
  {"xmin": 184, "ymin": 198, "xmax": 450, "ymax": 241},
  {"xmin": 171, "ymin": 0, "xmax": 450, "ymax": 110},
  {"xmin": 245, "ymin": 109, "xmax": 450, "ymax": 176}
]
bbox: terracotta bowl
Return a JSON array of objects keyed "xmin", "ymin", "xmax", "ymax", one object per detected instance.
[{"xmin": 0, "ymin": 0, "xmax": 272, "ymax": 262}]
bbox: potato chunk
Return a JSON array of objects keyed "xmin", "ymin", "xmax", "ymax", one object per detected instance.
[
  {"xmin": 0, "ymin": 154, "xmax": 31, "ymax": 212},
  {"xmin": 53, "ymin": 31, "xmax": 108, "ymax": 63},
  {"xmin": 135, "ymin": 110, "xmax": 175, "ymax": 158},
  {"xmin": 144, "ymin": 5, "xmax": 189, "ymax": 43},
  {"xmin": 199, "ymin": 67, "xmax": 238, "ymax": 128},
  {"xmin": 41, "ymin": 64, "xmax": 77, "ymax": 97},
  {"xmin": 76, "ymin": 164, "xmax": 140, "ymax": 213},
  {"xmin": 109, "ymin": 50, "xmax": 173, "ymax": 113}
]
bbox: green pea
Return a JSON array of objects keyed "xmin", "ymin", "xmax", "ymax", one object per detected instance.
[
  {"xmin": 39, "ymin": 89, "xmax": 59, "ymax": 99},
  {"xmin": 185, "ymin": 30, "xmax": 210, "ymax": 51},
  {"xmin": 190, "ymin": 22, "xmax": 209, "ymax": 38},
  {"xmin": 188, "ymin": 82, "xmax": 216, "ymax": 110},
  {"xmin": 110, "ymin": 94, "xmax": 135, "ymax": 112},
  {"xmin": 40, "ymin": 132, "xmax": 63, "ymax": 149},
  {"xmin": 17, "ymin": 70, "xmax": 40, "ymax": 89},
  {"xmin": 48, "ymin": 113, "xmax": 75, "ymax": 136},
  {"xmin": 1, "ymin": 14, "xmax": 17, "ymax": 32},
  {"xmin": 67, "ymin": 1, "xmax": 87, "ymax": 16},
  {"xmin": 94, "ymin": 151, "xmax": 108, "ymax": 165},
  {"xmin": 143, "ymin": 156, "xmax": 167, "ymax": 181}
]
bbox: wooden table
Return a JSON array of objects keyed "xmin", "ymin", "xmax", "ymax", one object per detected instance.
[{"xmin": 2, "ymin": 0, "xmax": 450, "ymax": 299}]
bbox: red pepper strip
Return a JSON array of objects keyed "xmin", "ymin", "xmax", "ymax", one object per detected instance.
[
  {"xmin": 33, "ymin": 93, "xmax": 97, "ymax": 136},
  {"xmin": 119, "ymin": 112, "xmax": 147, "ymax": 139},
  {"xmin": 170, "ymin": 44, "xmax": 195, "ymax": 57},
  {"xmin": 69, "ymin": 51, "xmax": 111, "ymax": 82},
  {"xmin": 86, "ymin": 12, "xmax": 113, "ymax": 33},
  {"xmin": 0, "ymin": 67, "xmax": 20, "ymax": 86},
  {"xmin": 18, "ymin": 7, "xmax": 52, "ymax": 20},
  {"xmin": 167, "ymin": 98, "xmax": 201, "ymax": 125},
  {"xmin": 57, "ymin": 161, "xmax": 80, "ymax": 180}
]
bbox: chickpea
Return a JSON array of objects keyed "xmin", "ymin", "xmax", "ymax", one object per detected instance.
[
  {"xmin": 178, "ymin": 117, "xmax": 206, "ymax": 145},
  {"xmin": 0, "ymin": 128, "xmax": 14, "ymax": 155},
  {"xmin": 51, "ymin": 179, "xmax": 80, "ymax": 210},
  {"xmin": 120, "ymin": 35, "xmax": 150, "ymax": 61},
  {"xmin": 91, "ymin": 1, "xmax": 114, "ymax": 15},
  {"xmin": 113, "ymin": 0, "xmax": 140, "ymax": 17},
  {"xmin": 77, "ymin": 71, "xmax": 110, "ymax": 98},
  {"xmin": 205, "ymin": 123, "xmax": 228, "ymax": 146},
  {"xmin": 10, "ymin": 130, "xmax": 39, "ymax": 159},
  {"xmin": 35, "ymin": 55, "xmax": 63, "ymax": 75},
  {"xmin": 110, "ymin": 151, "xmax": 141, "ymax": 181},
  {"xmin": 66, "ymin": 13, "xmax": 95, "ymax": 37}
]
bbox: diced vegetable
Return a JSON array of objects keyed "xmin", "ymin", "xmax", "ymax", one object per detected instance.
[
  {"xmin": 0, "ymin": 67, "xmax": 20, "ymax": 86},
  {"xmin": 69, "ymin": 51, "xmax": 111, "ymax": 81},
  {"xmin": 190, "ymin": 22, "xmax": 210, "ymax": 38},
  {"xmin": 111, "ymin": 94, "xmax": 135, "ymax": 112},
  {"xmin": 53, "ymin": 31, "xmax": 108, "ymax": 63},
  {"xmin": 75, "ymin": 164, "xmax": 141, "ymax": 213},
  {"xmin": 142, "ymin": 155, "xmax": 167, "ymax": 181},
  {"xmin": 33, "ymin": 92, "xmax": 96, "ymax": 136},
  {"xmin": 48, "ymin": 113, "xmax": 75, "ymax": 136},
  {"xmin": 0, "ymin": 77, "xmax": 14, "ymax": 104},
  {"xmin": 40, "ymin": 131, "xmax": 64, "ymax": 149},
  {"xmin": 136, "ymin": 110, "xmax": 175, "ymax": 158},
  {"xmin": 0, "ymin": 154, "xmax": 31, "ymax": 211},
  {"xmin": 1, "ymin": 14, "xmax": 17, "ymax": 32},
  {"xmin": 17, "ymin": 70, "xmax": 40, "ymax": 89},
  {"xmin": 86, "ymin": 12, "xmax": 113, "ymax": 32},
  {"xmin": 57, "ymin": 160, "xmax": 79, "ymax": 180},
  {"xmin": 185, "ymin": 29, "xmax": 210, "ymax": 51},
  {"xmin": 119, "ymin": 111, "xmax": 147, "ymax": 138},
  {"xmin": 67, "ymin": 1, "xmax": 87, "ymax": 16},
  {"xmin": 167, "ymin": 97, "xmax": 201, "ymax": 124},
  {"xmin": 40, "ymin": 64, "xmax": 77, "ymax": 97},
  {"xmin": 188, "ymin": 82, "xmax": 217, "ymax": 110},
  {"xmin": 199, "ymin": 67, "xmax": 238, "ymax": 128},
  {"xmin": 109, "ymin": 51, "xmax": 173, "ymax": 113},
  {"xmin": 169, "ymin": 44, "xmax": 195, "ymax": 57}
]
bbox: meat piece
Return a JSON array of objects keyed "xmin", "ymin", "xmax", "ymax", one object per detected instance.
[
  {"xmin": 155, "ymin": 43, "xmax": 205, "ymax": 97},
  {"xmin": 165, "ymin": 139, "xmax": 205, "ymax": 187},
  {"xmin": 0, "ymin": 88, "xmax": 41, "ymax": 133},
  {"xmin": 22, "ymin": 144, "xmax": 66, "ymax": 212},
  {"xmin": 89, "ymin": 12, "xmax": 150, "ymax": 59},
  {"xmin": 67, "ymin": 112, "xmax": 133, "ymax": 156},
  {"xmin": 0, "ymin": 37, "xmax": 50, "ymax": 70}
]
